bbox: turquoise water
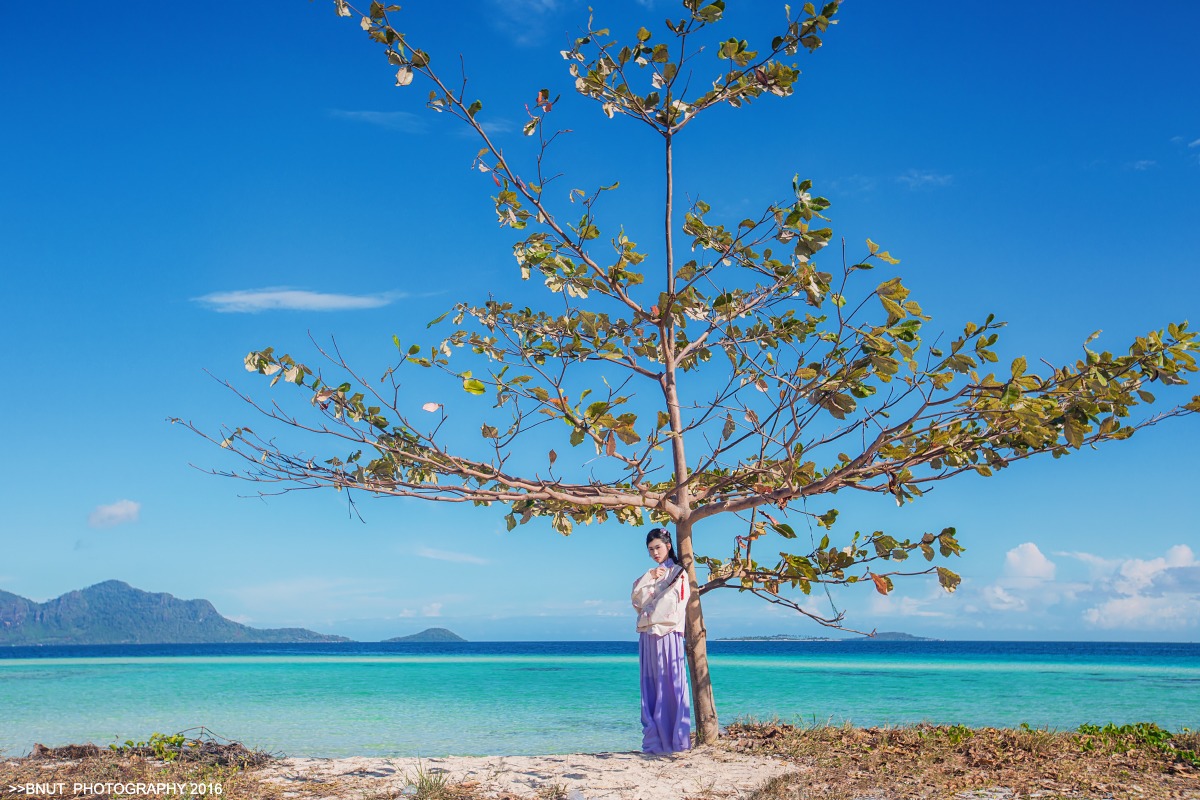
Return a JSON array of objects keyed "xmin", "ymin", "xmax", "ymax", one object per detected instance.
[{"xmin": 1, "ymin": 642, "xmax": 1197, "ymax": 757}]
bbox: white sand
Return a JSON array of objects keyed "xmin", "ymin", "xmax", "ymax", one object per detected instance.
[{"xmin": 261, "ymin": 746, "xmax": 798, "ymax": 799}]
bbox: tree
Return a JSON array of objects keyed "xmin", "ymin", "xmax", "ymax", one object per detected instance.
[{"xmin": 179, "ymin": 0, "xmax": 1199, "ymax": 744}]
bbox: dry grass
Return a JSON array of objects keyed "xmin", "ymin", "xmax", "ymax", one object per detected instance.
[
  {"xmin": 0, "ymin": 748, "xmax": 518, "ymax": 800},
  {"xmin": 723, "ymin": 720, "xmax": 1200, "ymax": 800},
  {"xmin": 3, "ymin": 723, "xmax": 1197, "ymax": 800},
  {"xmin": 1, "ymin": 751, "xmax": 274, "ymax": 800}
]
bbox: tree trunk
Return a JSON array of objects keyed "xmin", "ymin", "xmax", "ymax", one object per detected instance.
[{"xmin": 675, "ymin": 516, "xmax": 719, "ymax": 744}]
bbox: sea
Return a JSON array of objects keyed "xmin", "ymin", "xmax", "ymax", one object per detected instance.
[{"xmin": 1, "ymin": 640, "xmax": 1197, "ymax": 758}]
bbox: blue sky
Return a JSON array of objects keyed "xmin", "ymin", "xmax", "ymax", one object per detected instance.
[{"xmin": 1, "ymin": 1, "xmax": 1197, "ymax": 642}]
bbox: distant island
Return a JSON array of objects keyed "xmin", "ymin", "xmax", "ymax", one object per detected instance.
[
  {"xmin": 717, "ymin": 631, "xmax": 938, "ymax": 642},
  {"xmin": 0, "ymin": 580, "xmax": 349, "ymax": 645},
  {"xmin": 717, "ymin": 634, "xmax": 839, "ymax": 642},
  {"xmin": 383, "ymin": 627, "xmax": 466, "ymax": 643},
  {"xmin": 862, "ymin": 631, "xmax": 939, "ymax": 641}
]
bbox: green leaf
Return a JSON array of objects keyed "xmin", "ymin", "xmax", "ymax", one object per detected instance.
[
  {"xmin": 772, "ymin": 523, "xmax": 796, "ymax": 539},
  {"xmin": 636, "ymin": 26, "xmax": 651, "ymax": 42},
  {"xmin": 463, "ymin": 377, "xmax": 486, "ymax": 395},
  {"xmin": 937, "ymin": 567, "xmax": 962, "ymax": 593},
  {"xmin": 467, "ymin": 100, "xmax": 483, "ymax": 118},
  {"xmin": 1011, "ymin": 356, "xmax": 1026, "ymax": 379}
]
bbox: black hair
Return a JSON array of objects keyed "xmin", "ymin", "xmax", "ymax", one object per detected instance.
[{"xmin": 646, "ymin": 527, "xmax": 681, "ymax": 570}]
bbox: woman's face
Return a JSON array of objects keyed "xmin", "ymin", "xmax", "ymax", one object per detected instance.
[{"xmin": 647, "ymin": 539, "xmax": 670, "ymax": 564}]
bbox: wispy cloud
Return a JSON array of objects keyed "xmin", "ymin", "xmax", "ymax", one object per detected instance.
[
  {"xmin": 88, "ymin": 499, "xmax": 141, "ymax": 528},
  {"xmin": 1127, "ymin": 159, "xmax": 1157, "ymax": 171},
  {"xmin": 328, "ymin": 109, "xmax": 427, "ymax": 133},
  {"xmin": 416, "ymin": 546, "xmax": 488, "ymax": 565},
  {"xmin": 896, "ymin": 169, "xmax": 953, "ymax": 189},
  {"xmin": 193, "ymin": 287, "xmax": 401, "ymax": 313},
  {"xmin": 487, "ymin": 0, "xmax": 561, "ymax": 46},
  {"xmin": 1189, "ymin": 138, "xmax": 1200, "ymax": 148},
  {"xmin": 452, "ymin": 118, "xmax": 518, "ymax": 139},
  {"xmin": 422, "ymin": 602, "xmax": 443, "ymax": 617},
  {"xmin": 827, "ymin": 175, "xmax": 878, "ymax": 195},
  {"xmin": 868, "ymin": 590, "xmax": 954, "ymax": 618}
]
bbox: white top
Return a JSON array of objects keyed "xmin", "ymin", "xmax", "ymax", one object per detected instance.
[{"xmin": 631, "ymin": 559, "xmax": 690, "ymax": 636}]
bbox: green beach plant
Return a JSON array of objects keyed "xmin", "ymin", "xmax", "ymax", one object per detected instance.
[
  {"xmin": 1076, "ymin": 722, "xmax": 1200, "ymax": 768},
  {"xmin": 406, "ymin": 757, "xmax": 451, "ymax": 799},
  {"xmin": 180, "ymin": 1, "xmax": 1199, "ymax": 745}
]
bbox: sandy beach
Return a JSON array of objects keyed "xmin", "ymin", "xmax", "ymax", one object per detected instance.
[{"xmin": 259, "ymin": 746, "xmax": 795, "ymax": 799}]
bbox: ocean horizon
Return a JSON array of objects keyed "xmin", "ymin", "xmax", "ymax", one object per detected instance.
[{"xmin": 2, "ymin": 640, "xmax": 1197, "ymax": 758}]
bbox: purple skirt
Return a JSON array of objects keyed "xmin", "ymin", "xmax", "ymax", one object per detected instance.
[{"xmin": 638, "ymin": 631, "xmax": 691, "ymax": 753}]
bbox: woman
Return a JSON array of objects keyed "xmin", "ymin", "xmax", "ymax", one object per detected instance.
[{"xmin": 630, "ymin": 527, "xmax": 691, "ymax": 754}]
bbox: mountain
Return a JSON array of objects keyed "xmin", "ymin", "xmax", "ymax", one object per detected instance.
[
  {"xmin": 382, "ymin": 627, "xmax": 466, "ymax": 643},
  {"xmin": 0, "ymin": 580, "xmax": 349, "ymax": 645}
]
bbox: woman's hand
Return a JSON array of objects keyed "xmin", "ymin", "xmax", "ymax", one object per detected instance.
[{"xmin": 652, "ymin": 567, "xmax": 667, "ymax": 580}]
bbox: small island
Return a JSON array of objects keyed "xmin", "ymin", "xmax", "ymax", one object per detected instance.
[
  {"xmin": 858, "ymin": 631, "xmax": 939, "ymax": 641},
  {"xmin": 716, "ymin": 634, "xmax": 839, "ymax": 642},
  {"xmin": 382, "ymin": 627, "xmax": 466, "ymax": 643},
  {"xmin": 716, "ymin": 630, "xmax": 939, "ymax": 642}
]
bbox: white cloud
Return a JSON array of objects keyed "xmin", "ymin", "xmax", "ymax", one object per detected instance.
[
  {"xmin": 416, "ymin": 547, "xmax": 488, "ymax": 565},
  {"xmin": 1056, "ymin": 550, "xmax": 1121, "ymax": 579},
  {"xmin": 1113, "ymin": 544, "xmax": 1194, "ymax": 595},
  {"xmin": 1080, "ymin": 544, "xmax": 1199, "ymax": 631},
  {"xmin": 88, "ymin": 499, "xmax": 141, "ymax": 528},
  {"xmin": 422, "ymin": 602, "xmax": 443, "ymax": 617},
  {"xmin": 1083, "ymin": 594, "xmax": 1200, "ymax": 630},
  {"xmin": 896, "ymin": 169, "xmax": 953, "ymax": 189},
  {"xmin": 868, "ymin": 593, "xmax": 953, "ymax": 618},
  {"xmin": 867, "ymin": 581, "xmax": 956, "ymax": 618},
  {"xmin": 1189, "ymin": 138, "xmax": 1200, "ymax": 148},
  {"xmin": 982, "ymin": 584, "xmax": 1026, "ymax": 611},
  {"xmin": 973, "ymin": 544, "xmax": 1069, "ymax": 616},
  {"xmin": 193, "ymin": 287, "xmax": 401, "ymax": 313},
  {"xmin": 328, "ymin": 109, "xmax": 427, "ymax": 133},
  {"xmin": 1128, "ymin": 160, "xmax": 1156, "ymax": 170},
  {"xmin": 1003, "ymin": 542, "xmax": 1056, "ymax": 582}
]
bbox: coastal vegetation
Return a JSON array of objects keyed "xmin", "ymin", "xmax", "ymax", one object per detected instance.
[
  {"xmin": 728, "ymin": 720, "xmax": 1200, "ymax": 799},
  {"xmin": 0, "ymin": 581, "xmax": 347, "ymax": 646},
  {"xmin": 3, "ymin": 721, "xmax": 1196, "ymax": 799},
  {"xmin": 181, "ymin": 0, "xmax": 1200, "ymax": 746}
]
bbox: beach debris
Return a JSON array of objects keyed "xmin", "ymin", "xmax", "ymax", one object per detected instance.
[{"xmin": 29, "ymin": 744, "xmax": 102, "ymax": 760}]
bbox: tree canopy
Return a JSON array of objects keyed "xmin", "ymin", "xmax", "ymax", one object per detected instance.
[{"xmin": 179, "ymin": 0, "xmax": 1199, "ymax": 742}]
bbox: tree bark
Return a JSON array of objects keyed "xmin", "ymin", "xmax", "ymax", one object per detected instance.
[{"xmin": 675, "ymin": 516, "xmax": 719, "ymax": 744}]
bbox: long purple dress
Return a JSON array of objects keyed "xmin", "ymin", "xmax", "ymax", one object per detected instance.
[
  {"xmin": 638, "ymin": 629, "xmax": 691, "ymax": 753},
  {"xmin": 633, "ymin": 559, "xmax": 691, "ymax": 753}
]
